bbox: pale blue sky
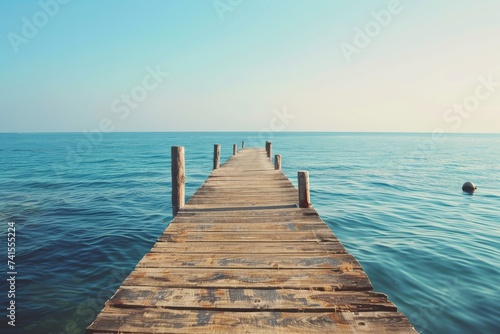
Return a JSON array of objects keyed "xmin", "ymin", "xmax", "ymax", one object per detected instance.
[{"xmin": 1, "ymin": 0, "xmax": 499, "ymax": 132}]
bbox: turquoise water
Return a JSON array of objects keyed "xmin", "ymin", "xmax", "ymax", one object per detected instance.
[{"xmin": 0, "ymin": 132, "xmax": 499, "ymax": 333}]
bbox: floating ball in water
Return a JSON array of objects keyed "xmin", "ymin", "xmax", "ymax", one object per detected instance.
[{"xmin": 462, "ymin": 182, "xmax": 477, "ymax": 194}]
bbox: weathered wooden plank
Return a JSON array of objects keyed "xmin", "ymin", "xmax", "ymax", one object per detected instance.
[
  {"xmin": 136, "ymin": 253, "xmax": 361, "ymax": 269},
  {"xmin": 207, "ymin": 171, "xmax": 290, "ymax": 176},
  {"xmin": 87, "ymin": 308, "xmax": 416, "ymax": 334},
  {"xmin": 185, "ymin": 200, "xmax": 298, "ymax": 207},
  {"xmin": 167, "ymin": 221, "xmax": 325, "ymax": 230},
  {"xmin": 166, "ymin": 221, "xmax": 330, "ymax": 232},
  {"xmin": 207, "ymin": 173, "xmax": 290, "ymax": 178},
  {"xmin": 189, "ymin": 192, "xmax": 295, "ymax": 196},
  {"xmin": 190, "ymin": 190, "xmax": 296, "ymax": 196},
  {"xmin": 190, "ymin": 193, "xmax": 297, "ymax": 199},
  {"xmin": 199, "ymin": 184, "xmax": 295, "ymax": 189},
  {"xmin": 186, "ymin": 198, "xmax": 297, "ymax": 206},
  {"xmin": 201, "ymin": 179, "xmax": 295, "ymax": 184},
  {"xmin": 200, "ymin": 184, "xmax": 294, "ymax": 189},
  {"xmin": 108, "ymin": 288, "xmax": 396, "ymax": 312},
  {"xmin": 168, "ymin": 216, "xmax": 325, "ymax": 224},
  {"xmin": 197, "ymin": 185, "xmax": 295, "ymax": 190},
  {"xmin": 202, "ymin": 181, "xmax": 292, "ymax": 186},
  {"xmin": 204, "ymin": 178, "xmax": 289, "ymax": 182},
  {"xmin": 122, "ymin": 268, "xmax": 372, "ymax": 291},
  {"xmin": 190, "ymin": 192, "xmax": 296, "ymax": 198},
  {"xmin": 158, "ymin": 230, "xmax": 337, "ymax": 242},
  {"xmin": 176, "ymin": 208, "xmax": 318, "ymax": 217},
  {"xmin": 151, "ymin": 241, "xmax": 348, "ymax": 254},
  {"xmin": 207, "ymin": 174, "xmax": 288, "ymax": 178}
]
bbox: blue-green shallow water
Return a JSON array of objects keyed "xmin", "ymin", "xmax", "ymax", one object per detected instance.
[{"xmin": 0, "ymin": 132, "xmax": 499, "ymax": 334}]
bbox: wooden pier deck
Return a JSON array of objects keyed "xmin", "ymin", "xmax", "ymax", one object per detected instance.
[{"xmin": 87, "ymin": 147, "xmax": 416, "ymax": 333}]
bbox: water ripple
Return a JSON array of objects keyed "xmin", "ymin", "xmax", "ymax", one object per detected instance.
[{"xmin": 1, "ymin": 132, "xmax": 499, "ymax": 334}]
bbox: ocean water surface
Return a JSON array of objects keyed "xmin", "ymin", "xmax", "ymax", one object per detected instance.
[{"xmin": 0, "ymin": 132, "xmax": 499, "ymax": 333}]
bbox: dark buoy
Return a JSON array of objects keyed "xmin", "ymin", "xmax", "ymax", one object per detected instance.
[{"xmin": 462, "ymin": 181, "xmax": 477, "ymax": 194}]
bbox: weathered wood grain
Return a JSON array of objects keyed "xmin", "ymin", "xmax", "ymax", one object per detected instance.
[
  {"xmin": 175, "ymin": 208, "xmax": 318, "ymax": 217},
  {"xmin": 158, "ymin": 230, "xmax": 337, "ymax": 242},
  {"xmin": 166, "ymin": 219, "xmax": 326, "ymax": 228},
  {"xmin": 122, "ymin": 267, "xmax": 372, "ymax": 291},
  {"xmin": 150, "ymin": 241, "xmax": 348, "ymax": 254},
  {"xmin": 87, "ymin": 147, "xmax": 416, "ymax": 333},
  {"xmin": 108, "ymin": 288, "xmax": 396, "ymax": 312},
  {"xmin": 213, "ymin": 144, "xmax": 221, "ymax": 170},
  {"xmin": 166, "ymin": 221, "xmax": 329, "ymax": 232},
  {"xmin": 275, "ymin": 154, "xmax": 282, "ymax": 170},
  {"xmin": 171, "ymin": 146, "xmax": 185, "ymax": 217},
  {"xmin": 136, "ymin": 253, "xmax": 362, "ymax": 269},
  {"xmin": 88, "ymin": 308, "xmax": 416, "ymax": 334}
]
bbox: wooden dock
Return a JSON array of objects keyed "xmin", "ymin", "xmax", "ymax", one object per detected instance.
[{"xmin": 87, "ymin": 146, "xmax": 416, "ymax": 333}]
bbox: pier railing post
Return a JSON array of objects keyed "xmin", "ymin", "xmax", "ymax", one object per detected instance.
[
  {"xmin": 298, "ymin": 171, "xmax": 310, "ymax": 208},
  {"xmin": 265, "ymin": 141, "xmax": 272, "ymax": 158},
  {"xmin": 171, "ymin": 146, "xmax": 185, "ymax": 217},
  {"xmin": 233, "ymin": 144, "xmax": 237, "ymax": 155},
  {"xmin": 213, "ymin": 144, "xmax": 221, "ymax": 169},
  {"xmin": 275, "ymin": 154, "xmax": 281, "ymax": 170},
  {"xmin": 242, "ymin": 141, "xmax": 245, "ymax": 149}
]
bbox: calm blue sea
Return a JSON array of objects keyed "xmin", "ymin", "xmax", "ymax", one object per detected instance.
[{"xmin": 0, "ymin": 132, "xmax": 499, "ymax": 334}]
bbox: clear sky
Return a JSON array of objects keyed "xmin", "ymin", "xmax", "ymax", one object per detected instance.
[{"xmin": 1, "ymin": 0, "xmax": 499, "ymax": 132}]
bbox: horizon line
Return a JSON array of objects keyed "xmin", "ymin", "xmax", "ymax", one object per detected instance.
[{"xmin": 1, "ymin": 130, "xmax": 499, "ymax": 135}]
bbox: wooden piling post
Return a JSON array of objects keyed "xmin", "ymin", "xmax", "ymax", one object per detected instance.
[
  {"xmin": 171, "ymin": 146, "xmax": 185, "ymax": 217},
  {"xmin": 213, "ymin": 144, "xmax": 221, "ymax": 170},
  {"xmin": 275, "ymin": 154, "xmax": 281, "ymax": 170},
  {"xmin": 233, "ymin": 144, "xmax": 237, "ymax": 155},
  {"xmin": 298, "ymin": 171, "xmax": 310, "ymax": 208},
  {"xmin": 242, "ymin": 141, "xmax": 245, "ymax": 149},
  {"xmin": 265, "ymin": 141, "xmax": 272, "ymax": 159}
]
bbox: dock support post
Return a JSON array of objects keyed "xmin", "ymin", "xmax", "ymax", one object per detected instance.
[
  {"xmin": 265, "ymin": 141, "xmax": 272, "ymax": 158},
  {"xmin": 171, "ymin": 146, "xmax": 185, "ymax": 217},
  {"xmin": 275, "ymin": 154, "xmax": 281, "ymax": 170},
  {"xmin": 298, "ymin": 171, "xmax": 310, "ymax": 208},
  {"xmin": 213, "ymin": 144, "xmax": 221, "ymax": 169},
  {"xmin": 233, "ymin": 144, "xmax": 237, "ymax": 155}
]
